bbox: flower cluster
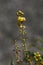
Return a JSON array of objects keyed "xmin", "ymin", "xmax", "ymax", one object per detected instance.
[
  {"xmin": 34, "ymin": 52, "xmax": 42, "ymax": 61},
  {"xmin": 17, "ymin": 10, "xmax": 26, "ymax": 27}
]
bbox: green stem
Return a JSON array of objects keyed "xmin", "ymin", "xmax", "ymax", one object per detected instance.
[
  {"xmin": 21, "ymin": 25, "xmax": 32, "ymax": 65},
  {"xmin": 22, "ymin": 25, "xmax": 28, "ymax": 54}
]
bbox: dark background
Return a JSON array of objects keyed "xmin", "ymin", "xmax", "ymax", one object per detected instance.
[{"xmin": 0, "ymin": 0, "xmax": 43, "ymax": 65}]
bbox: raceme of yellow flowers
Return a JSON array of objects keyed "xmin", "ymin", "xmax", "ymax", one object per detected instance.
[{"xmin": 16, "ymin": 10, "xmax": 26, "ymax": 27}]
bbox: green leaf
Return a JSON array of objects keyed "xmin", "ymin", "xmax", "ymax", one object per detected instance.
[{"xmin": 11, "ymin": 60, "xmax": 14, "ymax": 65}]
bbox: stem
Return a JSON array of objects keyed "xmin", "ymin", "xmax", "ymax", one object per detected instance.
[
  {"xmin": 21, "ymin": 25, "xmax": 28, "ymax": 55},
  {"xmin": 20, "ymin": 24, "xmax": 32, "ymax": 65}
]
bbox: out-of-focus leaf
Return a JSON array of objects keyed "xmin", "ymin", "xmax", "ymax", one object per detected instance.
[{"xmin": 11, "ymin": 60, "xmax": 14, "ymax": 65}]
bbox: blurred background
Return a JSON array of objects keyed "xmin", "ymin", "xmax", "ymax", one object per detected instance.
[{"xmin": 0, "ymin": 0, "xmax": 43, "ymax": 65}]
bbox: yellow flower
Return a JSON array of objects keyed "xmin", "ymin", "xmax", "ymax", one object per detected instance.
[
  {"xmin": 34, "ymin": 52, "xmax": 36, "ymax": 56},
  {"xmin": 18, "ymin": 16, "xmax": 26, "ymax": 22},
  {"xmin": 19, "ymin": 24, "xmax": 26, "ymax": 29},
  {"xmin": 35, "ymin": 58, "xmax": 38, "ymax": 61},
  {"xmin": 36, "ymin": 52, "xmax": 40, "ymax": 56},
  {"xmin": 17, "ymin": 10, "xmax": 24, "ymax": 16},
  {"xmin": 34, "ymin": 52, "xmax": 41, "ymax": 57}
]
